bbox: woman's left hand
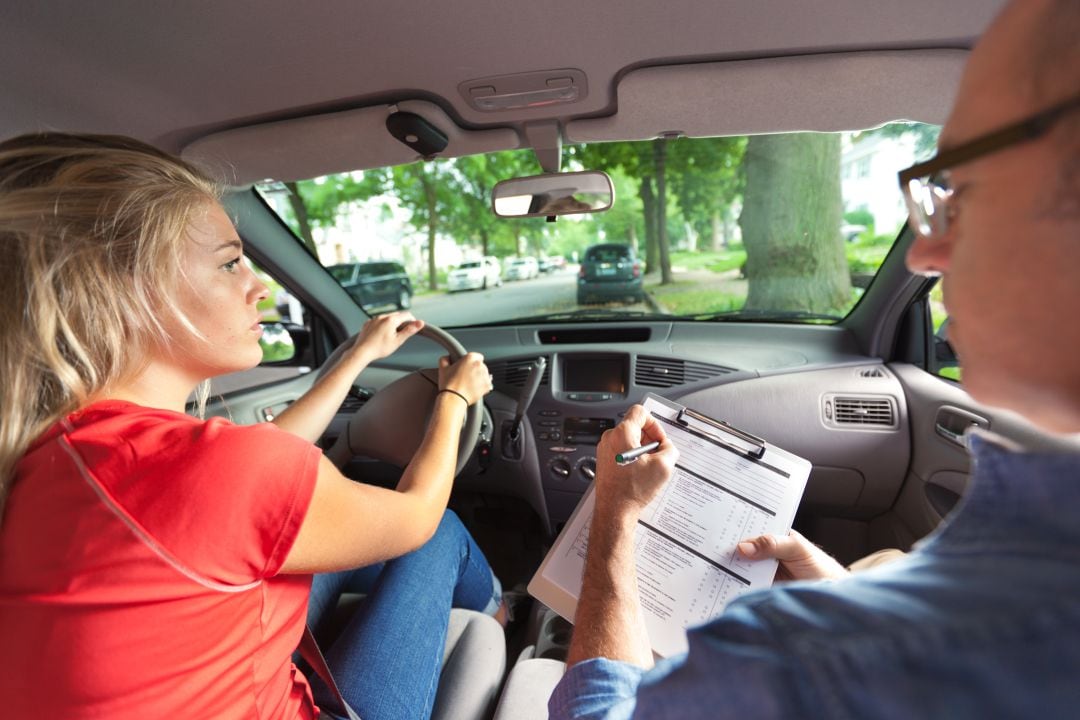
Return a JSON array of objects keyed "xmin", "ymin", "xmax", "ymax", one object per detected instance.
[{"xmin": 349, "ymin": 312, "xmax": 425, "ymax": 365}]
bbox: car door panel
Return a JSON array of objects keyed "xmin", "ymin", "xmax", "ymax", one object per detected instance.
[
  {"xmin": 888, "ymin": 362, "xmax": 1065, "ymax": 546},
  {"xmin": 203, "ymin": 371, "xmax": 318, "ymax": 426}
]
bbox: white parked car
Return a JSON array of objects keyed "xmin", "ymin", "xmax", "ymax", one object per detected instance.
[
  {"xmin": 447, "ymin": 256, "xmax": 502, "ymax": 292},
  {"xmin": 503, "ymin": 257, "xmax": 539, "ymax": 281}
]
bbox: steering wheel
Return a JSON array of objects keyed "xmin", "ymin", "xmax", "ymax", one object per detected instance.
[{"xmin": 323, "ymin": 324, "xmax": 482, "ymax": 477}]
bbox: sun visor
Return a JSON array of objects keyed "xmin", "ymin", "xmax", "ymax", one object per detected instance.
[
  {"xmin": 567, "ymin": 50, "xmax": 968, "ymax": 143},
  {"xmin": 181, "ymin": 100, "xmax": 520, "ymax": 186}
]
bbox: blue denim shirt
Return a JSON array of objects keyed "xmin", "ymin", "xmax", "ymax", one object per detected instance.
[{"xmin": 549, "ymin": 434, "xmax": 1080, "ymax": 719}]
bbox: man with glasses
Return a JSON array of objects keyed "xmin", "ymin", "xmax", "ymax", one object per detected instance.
[{"xmin": 547, "ymin": 0, "xmax": 1080, "ymax": 717}]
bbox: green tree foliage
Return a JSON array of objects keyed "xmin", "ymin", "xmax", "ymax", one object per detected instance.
[
  {"xmin": 844, "ymin": 208, "xmax": 875, "ymax": 229},
  {"xmin": 572, "ymin": 142, "xmax": 661, "ymax": 272},
  {"xmin": 384, "ymin": 161, "xmax": 459, "ymax": 290},
  {"xmin": 286, "ymin": 173, "xmax": 386, "ymax": 257},
  {"xmin": 667, "ymin": 136, "xmax": 746, "ymax": 251},
  {"xmin": 739, "ymin": 133, "xmax": 851, "ymax": 313},
  {"xmin": 450, "ymin": 151, "xmax": 539, "ymax": 258},
  {"xmin": 278, "ymin": 137, "xmax": 761, "ymax": 291},
  {"xmin": 573, "ymin": 138, "xmax": 745, "ymax": 281},
  {"xmin": 592, "ymin": 167, "xmax": 643, "ymax": 252}
]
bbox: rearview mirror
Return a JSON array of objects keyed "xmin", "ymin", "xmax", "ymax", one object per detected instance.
[{"xmin": 492, "ymin": 170, "xmax": 614, "ymax": 218}]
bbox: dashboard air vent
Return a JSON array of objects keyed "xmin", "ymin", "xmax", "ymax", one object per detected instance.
[
  {"xmin": 858, "ymin": 367, "xmax": 887, "ymax": 378},
  {"xmin": 635, "ymin": 356, "xmax": 734, "ymax": 388},
  {"xmin": 827, "ymin": 395, "xmax": 897, "ymax": 428},
  {"xmin": 494, "ymin": 357, "xmax": 550, "ymax": 387}
]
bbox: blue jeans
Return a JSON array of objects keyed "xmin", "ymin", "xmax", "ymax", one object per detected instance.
[{"xmin": 306, "ymin": 510, "xmax": 502, "ymax": 720}]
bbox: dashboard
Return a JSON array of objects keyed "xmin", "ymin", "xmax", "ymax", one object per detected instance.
[{"xmin": 336, "ymin": 320, "xmax": 912, "ymax": 537}]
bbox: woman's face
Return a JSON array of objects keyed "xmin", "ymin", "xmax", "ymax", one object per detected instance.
[{"xmin": 159, "ymin": 202, "xmax": 270, "ymax": 382}]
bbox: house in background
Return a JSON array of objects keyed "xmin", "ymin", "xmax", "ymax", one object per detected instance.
[{"xmin": 841, "ymin": 131, "xmax": 919, "ymax": 238}]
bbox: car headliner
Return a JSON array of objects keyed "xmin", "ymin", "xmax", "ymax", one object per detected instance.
[{"xmin": 2, "ymin": 1, "xmax": 1004, "ymax": 184}]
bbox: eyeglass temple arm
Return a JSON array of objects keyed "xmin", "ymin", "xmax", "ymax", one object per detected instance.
[{"xmin": 899, "ymin": 92, "xmax": 1080, "ymax": 186}]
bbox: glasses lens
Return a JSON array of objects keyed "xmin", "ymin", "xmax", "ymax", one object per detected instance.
[{"xmin": 904, "ymin": 176, "xmax": 951, "ymax": 239}]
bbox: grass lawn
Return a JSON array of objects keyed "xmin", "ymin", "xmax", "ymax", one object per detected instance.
[
  {"xmin": 844, "ymin": 234, "xmax": 895, "ymax": 274},
  {"xmin": 668, "ymin": 247, "xmax": 746, "ymax": 274},
  {"xmin": 646, "ymin": 279, "xmax": 744, "ymax": 315}
]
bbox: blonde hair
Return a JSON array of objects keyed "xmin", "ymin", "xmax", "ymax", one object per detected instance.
[{"xmin": 0, "ymin": 133, "xmax": 221, "ymax": 517}]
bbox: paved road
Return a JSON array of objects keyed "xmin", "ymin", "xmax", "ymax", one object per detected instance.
[
  {"xmin": 409, "ymin": 267, "xmax": 652, "ymax": 326},
  {"xmin": 410, "ymin": 269, "xmax": 578, "ymax": 326}
]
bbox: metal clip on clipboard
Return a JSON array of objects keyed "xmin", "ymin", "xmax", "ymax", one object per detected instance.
[{"xmin": 675, "ymin": 407, "xmax": 767, "ymax": 459}]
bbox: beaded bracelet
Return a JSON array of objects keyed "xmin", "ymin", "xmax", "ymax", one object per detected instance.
[{"xmin": 439, "ymin": 388, "xmax": 470, "ymax": 407}]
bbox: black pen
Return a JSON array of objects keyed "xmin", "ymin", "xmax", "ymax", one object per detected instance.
[{"xmin": 615, "ymin": 441, "xmax": 661, "ymax": 464}]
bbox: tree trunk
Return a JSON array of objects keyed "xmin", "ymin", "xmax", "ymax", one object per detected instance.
[
  {"xmin": 481, "ymin": 228, "xmax": 490, "ymax": 257},
  {"xmin": 653, "ymin": 140, "xmax": 674, "ymax": 285},
  {"xmin": 710, "ymin": 210, "xmax": 723, "ymax": 251},
  {"xmin": 628, "ymin": 224, "xmax": 638, "ymax": 255},
  {"xmin": 284, "ymin": 181, "xmax": 319, "ymax": 258},
  {"xmin": 421, "ymin": 173, "xmax": 438, "ymax": 291},
  {"xmin": 739, "ymin": 134, "xmax": 850, "ymax": 313},
  {"xmin": 639, "ymin": 178, "xmax": 658, "ymax": 274}
]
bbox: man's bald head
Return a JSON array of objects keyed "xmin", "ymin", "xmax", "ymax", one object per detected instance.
[
  {"xmin": 908, "ymin": 0, "xmax": 1080, "ymax": 433},
  {"xmin": 1029, "ymin": 0, "xmax": 1080, "ymax": 104},
  {"xmin": 993, "ymin": 0, "xmax": 1080, "ymax": 214}
]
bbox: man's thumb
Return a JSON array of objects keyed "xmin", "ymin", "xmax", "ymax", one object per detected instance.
[{"xmin": 739, "ymin": 534, "xmax": 796, "ymax": 561}]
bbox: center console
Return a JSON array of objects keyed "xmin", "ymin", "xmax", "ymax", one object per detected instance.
[{"xmin": 525, "ymin": 352, "xmax": 634, "ymax": 524}]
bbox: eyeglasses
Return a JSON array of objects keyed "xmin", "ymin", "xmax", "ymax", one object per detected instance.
[{"xmin": 898, "ymin": 92, "xmax": 1080, "ymax": 240}]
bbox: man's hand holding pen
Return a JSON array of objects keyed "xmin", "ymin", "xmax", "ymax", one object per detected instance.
[{"xmin": 594, "ymin": 405, "xmax": 679, "ymax": 522}]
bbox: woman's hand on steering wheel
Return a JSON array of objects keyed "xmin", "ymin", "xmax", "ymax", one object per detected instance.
[
  {"xmin": 348, "ymin": 311, "xmax": 425, "ymax": 366},
  {"xmin": 438, "ymin": 353, "xmax": 493, "ymax": 406}
]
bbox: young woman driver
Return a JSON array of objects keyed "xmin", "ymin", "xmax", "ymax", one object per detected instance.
[{"xmin": 0, "ymin": 132, "xmax": 503, "ymax": 719}]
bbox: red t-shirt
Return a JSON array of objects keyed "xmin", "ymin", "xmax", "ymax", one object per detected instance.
[{"xmin": 0, "ymin": 400, "xmax": 323, "ymax": 719}]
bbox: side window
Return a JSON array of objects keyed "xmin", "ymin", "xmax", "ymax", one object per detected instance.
[
  {"xmin": 928, "ymin": 282, "xmax": 961, "ymax": 382},
  {"xmin": 205, "ymin": 259, "xmax": 313, "ymax": 397}
]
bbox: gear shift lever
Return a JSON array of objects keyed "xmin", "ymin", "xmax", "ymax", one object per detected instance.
[
  {"xmin": 503, "ymin": 357, "xmax": 546, "ymax": 459},
  {"xmin": 511, "ymin": 357, "xmax": 546, "ymax": 439}
]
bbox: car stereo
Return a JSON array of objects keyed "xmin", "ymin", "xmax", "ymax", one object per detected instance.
[{"xmin": 562, "ymin": 417, "xmax": 616, "ymax": 445}]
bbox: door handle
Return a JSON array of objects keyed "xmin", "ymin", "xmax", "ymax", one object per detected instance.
[{"xmin": 934, "ymin": 405, "xmax": 989, "ymax": 447}]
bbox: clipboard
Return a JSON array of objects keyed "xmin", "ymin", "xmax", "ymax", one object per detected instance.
[
  {"xmin": 528, "ymin": 392, "xmax": 811, "ymax": 657},
  {"xmin": 675, "ymin": 406, "xmax": 766, "ymax": 459}
]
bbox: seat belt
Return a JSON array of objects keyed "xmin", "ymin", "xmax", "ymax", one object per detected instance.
[{"xmin": 299, "ymin": 625, "xmax": 363, "ymax": 720}]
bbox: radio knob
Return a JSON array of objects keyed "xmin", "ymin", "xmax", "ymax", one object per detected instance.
[
  {"xmin": 549, "ymin": 457, "xmax": 572, "ymax": 479},
  {"xmin": 576, "ymin": 456, "xmax": 597, "ymax": 481}
]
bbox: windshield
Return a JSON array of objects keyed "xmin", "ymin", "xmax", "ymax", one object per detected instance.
[{"xmin": 257, "ymin": 124, "xmax": 938, "ymax": 326}]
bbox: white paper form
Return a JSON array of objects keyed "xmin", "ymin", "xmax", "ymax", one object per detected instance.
[{"xmin": 528, "ymin": 393, "xmax": 811, "ymax": 657}]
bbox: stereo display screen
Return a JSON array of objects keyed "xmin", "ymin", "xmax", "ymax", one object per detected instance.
[{"xmin": 562, "ymin": 356, "xmax": 626, "ymax": 393}]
